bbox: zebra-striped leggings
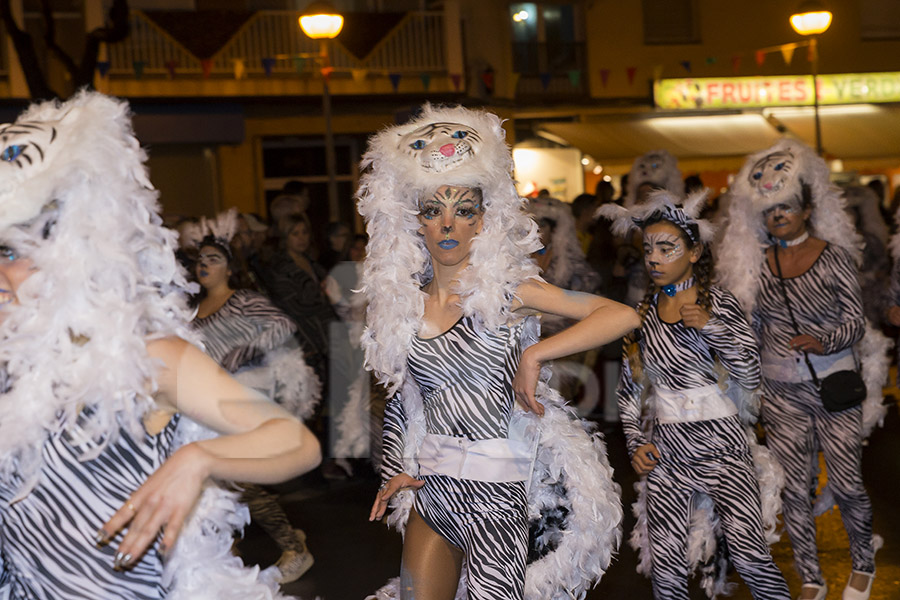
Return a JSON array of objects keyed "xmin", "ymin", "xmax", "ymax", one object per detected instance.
[
  {"xmin": 761, "ymin": 379, "xmax": 875, "ymax": 585},
  {"xmin": 646, "ymin": 416, "xmax": 790, "ymax": 600},
  {"xmin": 413, "ymin": 474, "xmax": 528, "ymax": 600}
]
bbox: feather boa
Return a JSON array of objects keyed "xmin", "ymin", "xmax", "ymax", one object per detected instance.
[{"xmin": 367, "ymin": 317, "xmax": 623, "ymax": 599}]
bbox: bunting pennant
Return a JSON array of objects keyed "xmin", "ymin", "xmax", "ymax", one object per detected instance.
[
  {"xmin": 705, "ymin": 57, "xmax": 717, "ymax": 65},
  {"xmin": 480, "ymin": 68, "xmax": 495, "ymax": 94},
  {"xmin": 680, "ymin": 60, "xmax": 691, "ymax": 74},
  {"xmin": 539, "ymin": 72, "xmax": 552, "ymax": 90},
  {"xmin": 567, "ymin": 69, "xmax": 581, "ymax": 87},
  {"xmin": 352, "ymin": 68, "xmax": 368, "ymax": 84},
  {"xmin": 96, "ymin": 61, "xmax": 111, "ymax": 77},
  {"xmin": 731, "ymin": 55, "xmax": 742, "ymax": 74},
  {"xmin": 419, "ymin": 72, "xmax": 431, "ymax": 90},
  {"xmin": 201, "ymin": 59, "xmax": 214, "ymax": 79},
  {"xmin": 321, "ymin": 66, "xmax": 334, "ymax": 81},
  {"xmin": 389, "ymin": 72, "xmax": 402, "ymax": 91},
  {"xmin": 233, "ymin": 58, "xmax": 245, "ymax": 80},
  {"xmin": 781, "ymin": 44, "xmax": 795, "ymax": 66},
  {"xmin": 627, "ymin": 66, "xmax": 637, "ymax": 85},
  {"xmin": 651, "ymin": 65, "xmax": 663, "ymax": 81},
  {"xmin": 807, "ymin": 43, "xmax": 817, "ymax": 62},
  {"xmin": 261, "ymin": 57, "xmax": 276, "ymax": 77},
  {"xmin": 755, "ymin": 50, "xmax": 766, "ymax": 67},
  {"xmin": 164, "ymin": 60, "xmax": 178, "ymax": 79},
  {"xmin": 599, "ymin": 68, "xmax": 610, "ymax": 88},
  {"xmin": 133, "ymin": 60, "xmax": 146, "ymax": 80},
  {"xmin": 450, "ymin": 73, "xmax": 462, "ymax": 91},
  {"xmin": 293, "ymin": 56, "xmax": 306, "ymax": 74},
  {"xmin": 510, "ymin": 72, "xmax": 521, "ymax": 93}
]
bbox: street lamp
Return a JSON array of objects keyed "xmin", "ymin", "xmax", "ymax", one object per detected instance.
[
  {"xmin": 790, "ymin": 0, "xmax": 832, "ymax": 156},
  {"xmin": 300, "ymin": 2, "xmax": 344, "ymax": 220}
]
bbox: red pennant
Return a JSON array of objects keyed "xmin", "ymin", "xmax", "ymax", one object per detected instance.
[
  {"xmin": 164, "ymin": 60, "xmax": 178, "ymax": 79},
  {"xmin": 320, "ymin": 66, "xmax": 334, "ymax": 81},
  {"xmin": 731, "ymin": 55, "xmax": 742, "ymax": 74},
  {"xmin": 755, "ymin": 50, "xmax": 766, "ymax": 67},
  {"xmin": 600, "ymin": 68, "xmax": 610, "ymax": 88},
  {"xmin": 480, "ymin": 69, "xmax": 494, "ymax": 93},
  {"xmin": 201, "ymin": 59, "xmax": 213, "ymax": 79},
  {"xmin": 450, "ymin": 73, "xmax": 462, "ymax": 91},
  {"xmin": 626, "ymin": 66, "xmax": 637, "ymax": 86},
  {"xmin": 807, "ymin": 43, "xmax": 817, "ymax": 62}
]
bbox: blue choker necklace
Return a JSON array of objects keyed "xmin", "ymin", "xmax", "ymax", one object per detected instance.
[
  {"xmin": 660, "ymin": 277, "xmax": 695, "ymax": 297},
  {"xmin": 776, "ymin": 231, "xmax": 809, "ymax": 249}
]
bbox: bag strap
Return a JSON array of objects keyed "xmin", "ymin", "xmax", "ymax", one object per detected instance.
[{"xmin": 772, "ymin": 245, "xmax": 821, "ymax": 387}]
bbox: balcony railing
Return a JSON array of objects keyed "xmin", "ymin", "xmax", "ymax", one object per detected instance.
[{"xmin": 106, "ymin": 10, "xmax": 446, "ymax": 79}]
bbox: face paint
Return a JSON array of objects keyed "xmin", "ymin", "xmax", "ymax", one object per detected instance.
[
  {"xmin": 643, "ymin": 231, "xmax": 684, "ymax": 264},
  {"xmin": 418, "ymin": 186, "xmax": 483, "ymax": 256},
  {"xmin": 762, "ymin": 202, "xmax": 798, "ymax": 219}
]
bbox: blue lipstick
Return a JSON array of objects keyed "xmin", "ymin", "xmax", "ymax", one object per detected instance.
[{"xmin": 438, "ymin": 240, "xmax": 459, "ymax": 250}]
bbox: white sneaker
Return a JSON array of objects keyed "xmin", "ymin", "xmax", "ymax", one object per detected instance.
[
  {"xmin": 842, "ymin": 570, "xmax": 874, "ymax": 600},
  {"xmin": 798, "ymin": 582, "xmax": 827, "ymax": 600}
]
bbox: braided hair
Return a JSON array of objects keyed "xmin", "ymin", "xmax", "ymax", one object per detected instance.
[{"xmin": 625, "ymin": 215, "xmax": 712, "ymax": 383}]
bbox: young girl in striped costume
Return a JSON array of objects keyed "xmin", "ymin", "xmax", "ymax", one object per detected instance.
[
  {"xmin": 600, "ymin": 190, "xmax": 790, "ymax": 600},
  {"xmin": 360, "ymin": 104, "xmax": 638, "ymax": 600}
]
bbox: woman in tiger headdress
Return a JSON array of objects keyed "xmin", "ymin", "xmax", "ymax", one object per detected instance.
[
  {"xmin": 0, "ymin": 91, "xmax": 321, "ymax": 599},
  {"xmin": 360, "ymin": 104, "xmax": 637, "ymax": 600}
]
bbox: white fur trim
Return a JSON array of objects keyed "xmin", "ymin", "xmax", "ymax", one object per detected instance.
[{"xmin": 625, "ymin": 149, "xmax": 683, "ymax": 208}]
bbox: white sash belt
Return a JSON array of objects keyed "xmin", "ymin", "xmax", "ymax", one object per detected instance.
[
  {"xmin": 761, "ymin": 347, "xmax": 855, "ymax": 383},
  {"xmin": 653, "ymin": 383, "xmax": 737, "ymax": 424},
  {"xmin": 417, "ymin": 415, "xmax": 538, "ymax": 483}
]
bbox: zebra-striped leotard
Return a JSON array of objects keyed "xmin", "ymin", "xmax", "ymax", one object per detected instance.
[
  {"xmin": 754, "ymin": 243, "xmax": 875, "ymax": 585},
  {"xmin": 382, "ymin": 315, "xmax": 528, "ymax": 600},
  {"xmin": 618, "ymin": 285, "xmax": 790, "ymax": 600},
  {"xmin": 0, "ymin": 411, "xmax": 179, "ymax": 599}
]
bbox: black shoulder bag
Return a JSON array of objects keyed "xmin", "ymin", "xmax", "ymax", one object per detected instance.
[{"xmin": 771, "ymin": 245, "xmax": 866, "ymax": 412}]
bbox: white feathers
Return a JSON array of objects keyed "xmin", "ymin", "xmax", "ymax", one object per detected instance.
[
  {"xmin": 596, "ymin": 188, "xmax": 716, "ymax": 244},
  {"xmin": 625, "ymin": 149, "xmax": 683, "ymax": 208},
  {"xmin": 183, "ymin": 208, "xmax": 241, "ymax": 249}
]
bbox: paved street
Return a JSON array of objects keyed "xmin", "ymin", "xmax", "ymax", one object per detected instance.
[{"xmin": 243, "ymin": 398, "xmax": 900, "ymax": 600}]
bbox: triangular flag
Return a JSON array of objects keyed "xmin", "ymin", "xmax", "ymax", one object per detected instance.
[
  {"xmin": 96, "ymin": 61, "xmax": 110, "ymax": 77},
  {"xmin": 293, "ymin": 56, "xmax": 306, "ymax": 74},
  {"xmin": 627, "ymin": 66, "xmax": 637, "ymax": 85},
  {"xmin": 352, "ymin": 68, "xmax": 368, "ymax": 84},
  {"xmin": 731, "ymin": 55, "xmax": 742, "ymax": 74},
  {"xmin": 450, "ymin": 73, "xmax": 462, "ymax": 91},
  {"xmin": 389, "ymin": 72, "xmax": 402, "ymax": 91},
  {"xmin": 233, "ymin": 58, "xmax": 245, "ymax": 80},
  {"xmin": 651, "ymin": 65, "xmax": 663, "ymax": 81},
  {"xmin": 164, "ymin": 60, "xmax": 178, "ymax": 79},
  {"xmin": 567, "ymin": 69, "xmax": 581, "ymax": 87},
  {"xmin": 419, "ymin": 72, "xmax": 431, "ymax": 90},
  {"xmin": 807, "ymin": 43, "xmax": 817, "ymax": 62},
  {"xmin": 539, "ymin": 72, "xmax": 552, "ymax": 90},
  {"xmin": 755, "ymin": 50, "xmax": 766, "ymax": 67},
  {"xmin": 780, "ymin": 45, "xmax": 795, "ymax": 66},
  {"xmin": 705, "ymin": 57, "xmax": 717, "ymax": 65},
  {"xmin": 261, "ymin": 57, "xmax": 276, "ymax": 77},
  {"xmin": 510, "ymin": 72, "xmax": 521, "ymax": 93},
  {"xmin": 321, "ymin": 66, "xmax": 334, "ymax": 81},
  {"xmin": 599, "ymin": 68, "xmax": 610, "ymax": 88},
  {"xmin": 201, "ymin": 59, "xmax": 214, "ymax": 79},
  {"xmin": 481, "ymin": 69, "xmax": 495, "ymax": 94},
  {"xmin": 680, "ymin": 60, "xmax": 691, "ymax": 74},
  {"xmin": 133, "ymin": 60, "xmax": 146, "ymax": 80}
]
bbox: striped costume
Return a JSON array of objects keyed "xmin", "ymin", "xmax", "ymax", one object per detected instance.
[
  {"xmin": 618, "ymin": 286, "xmax": 790, "ymax": 599},
  {"xmin": 0, "ymin": 412, "xmax": 179, "ymax": 599},
  {"xmin": 382, "ymin": 315, "xmax": 529, "ymax": 599},
  {"xmin": 754, "ymin": 243, "xmax": 875, "ymax": 586}
]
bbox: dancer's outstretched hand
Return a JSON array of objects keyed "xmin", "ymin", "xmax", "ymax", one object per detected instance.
[
  {"xmin": 512, "ymin": 348, "xmax": 546, "ymax": 417},
  {"xmin": 97, "ymin": 442, "xmax": 212, "ymax": 570},
  {"xmin": 369, "ymin": 473, "xmax": 425, "ymax": 522}
]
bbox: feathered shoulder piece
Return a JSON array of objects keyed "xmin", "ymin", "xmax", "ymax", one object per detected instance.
[
  {"xmin": 181, "ymin": 208, "xmax": 239, "ymax": 254},
  {"xmin": 597, "ymin": 188, "xmax": 714, "ymax": 244},
  {"xmin": 625, "ymin": 149, "xmax": 683, "ymax": 207},
  {"xmin": 357, "ymin": 104, "xmax": 540, "ymax": 394}
]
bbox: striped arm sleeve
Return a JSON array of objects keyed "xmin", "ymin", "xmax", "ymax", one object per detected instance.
[
  {"xmin": 617, "ymin": 351, "xmax": 649, "ymax": 458},
  {"xmin": 381, "ymin": 391, "xmax": 408, "ymax": 483},
  {"xmin": 821, "ymin": 248, "xmax": 865, "ymax": 355},
  {"xmin": 699, "ymin": 288, "xmax": 761, "ymax": 390}
]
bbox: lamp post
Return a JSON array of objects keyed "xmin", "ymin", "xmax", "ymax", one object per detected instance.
[
  {"xmin": 790, "ymin": 1, "xmax": 832, "ymax": 156},
  {"xmin": 300, "ymin": 2, "xmax": 344, "ymax": 221}
]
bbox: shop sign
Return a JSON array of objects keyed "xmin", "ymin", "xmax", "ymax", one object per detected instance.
[{"xmin": 654, "ymin": 72, "xmax": 900, "ymax": 109}]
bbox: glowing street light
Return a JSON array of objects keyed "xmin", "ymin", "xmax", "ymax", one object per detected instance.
[
  {"xmin": 300, "ymin": 2, "xmax": 344, "ymax": 220},
  {"xmin": 790, "ymin": 1, "xmax": 832, "ymax": 155}
]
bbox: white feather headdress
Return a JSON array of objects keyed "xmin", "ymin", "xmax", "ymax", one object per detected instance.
[
  {"xmin": 0, "ymin": 91, "xmax": 195, "ymax": 497},
  {"xmin": 527, "ymin": 195, "xmax": 581, "ymax": 287},
  {"xmin": 716, "ymin": 139, "xmax": 862, "ymax": 314},
  {"xmin": 597, "ymin": 188, "xmax": 715, "ymax": 244},
  {"xmin": 625, "ymin": 149, "xmax": 684, "ymax": 208},
  {"xmin": 357, "ymin": 104, "xmax": 541, "ymax": 394},
  {"xmin": 180, "ymin": 208, "xmax": 239, "ymax": 253}
]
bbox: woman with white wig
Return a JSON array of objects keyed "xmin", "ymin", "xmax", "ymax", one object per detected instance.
[
  {"xmin": 360, "ymin": 104, "xmax": 638, "ymax": 600},
  {"xmin": 0, "ymin": 91, "xmax": 321, "ymax": 599},
  {"xmin": 717, "ymin": 139, "xmax": 888, "ymax": 600}
]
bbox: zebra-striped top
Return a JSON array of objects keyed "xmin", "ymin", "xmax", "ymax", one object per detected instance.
[
  {"xmin": 618, "ymin": 286, "xmax": 760, "ymax": 456},
  {"xmin": 0, "ymin": 411, "xmax": 180, "ymax": 599},
  {"xmin": 192, "ymin": 289, "xmax": 296, "ymax": 373},
  {"xmin": 753, "ymin": 243, "xmax": 864, "ymax": 362},
  {"xmin": 382, "ymin": 315, "xmax": 525, "ymax": 480}
]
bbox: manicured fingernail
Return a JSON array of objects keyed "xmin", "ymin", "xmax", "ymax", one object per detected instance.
[
  {"xmin": 95, "ymin": 530, "xmax": 109, "ymax": 545},
  {"xmin": 159, "ymin": 543, "xmax": 168, "ymax": 557},
  {"xmin": 114, "ymin": 552, "xmax": 131, "ymax": 569}
]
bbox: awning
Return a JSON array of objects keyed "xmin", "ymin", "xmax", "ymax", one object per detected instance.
[{"xmin": 536, "ymin": 103, "xmax": 900, "ymax": 172}]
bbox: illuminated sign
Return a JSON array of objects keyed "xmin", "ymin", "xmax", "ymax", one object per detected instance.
[{"xmin": 654, "ymin": 72, "xmax": 900, "ymax": 109}]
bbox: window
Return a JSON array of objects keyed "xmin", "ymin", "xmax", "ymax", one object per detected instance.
[
  {"xmin": 510, "ymin": 2, "xmax": 582, "ymax": 74},
  {"xmin": 861, "ymin": 0, "xmax": 900, "ymax": 40},
  {"xmin": 642, "ymin": 0, "xmax": 700, "ymax": 45}
]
